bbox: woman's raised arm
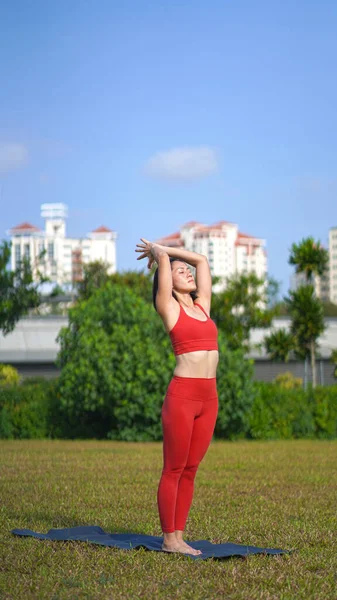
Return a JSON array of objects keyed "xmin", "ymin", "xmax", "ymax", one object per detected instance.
[
  {"xmin": 135, "ymin": 238, "xmax": 212, "ymax": 314},
  {"xmin": 152, "ymin": 243, "xmax": 212, "ymax": 313}
]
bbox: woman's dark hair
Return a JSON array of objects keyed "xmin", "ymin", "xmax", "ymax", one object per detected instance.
[{"xmin": 152, "ymin": 257, "xmax": 197, "ymax": 310}]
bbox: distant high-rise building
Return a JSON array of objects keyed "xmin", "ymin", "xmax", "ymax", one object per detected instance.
[
  {"xmin": 8, "ymin": 203, "xmax": 117, "ymax": 288},
  {"xmin": 156, "ymin": 221, "xmax": 267, "ymax": 286},
  {"xmin": 290, "ymin": 270, "xmax": 330, "ymax": 302},
  {"xmin": 329, "ymin": 226, "xmax": 337, "ymax": 304},
  {"xmin": 290, "ymin": 231, "xmax": 337, "ymax": 304}
]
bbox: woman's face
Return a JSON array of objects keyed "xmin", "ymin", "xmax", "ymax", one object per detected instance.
[{"xmin": 171, "ymin": 261, "xmax": 197, "ymax": 293}]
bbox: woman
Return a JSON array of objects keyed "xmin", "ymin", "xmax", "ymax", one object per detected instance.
[{"xmin": 135, "ymin": 238, "xmax": 219, "ymax": 555}]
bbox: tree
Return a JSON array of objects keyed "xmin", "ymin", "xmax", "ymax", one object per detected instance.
[
  {"xmin": 108, "ymin": 270, "xmax": 153, "ymax": 304},
  {"xmin": 77, "ymin": 260, "xmax": 153, "ymax": 303},
  {"xmin": 57, "ymin": 282, "xmax": 255, "ymax": 440},
  {"xmin": 57, "ymin": 282, "xmax": 174, "ymax": 440},
  {"xmin": 76, "ymin": 260, "xmax": 111, "ymax": 300},
  {"xmin": 211, "ymin": 272, "xmax": 280, "ymax": 351},
  {"xmin": 287, "ymin": 236, "xmax": 328, "ymax": 388},
  {"xmin": 330, "ymin": 349, "xmax": 337, "ymax": 379},
  {"xmin": 285, "ymin": 285, "xmax": 325, "ymax": 388},
  {"xmin": 271, "ymin": 301, "xmax": 337, "ymax": 317},
  {"xmin": 322, "ymin": 302, "xmax": 337, "ymax": 317},
  {"xmin": 49, "ymin": 284, "xmax": 66, "ymax": 297},
  {"xmin": 264, "ymin": 329, "xmax": 295, "ymax": 362},
  {"xmin": 289, "ymin": 237, "xmax": 329, "ymax": 282},
  {"xmin": 0, "ymin": 241, "xmax": 45, "ymax": 335}
]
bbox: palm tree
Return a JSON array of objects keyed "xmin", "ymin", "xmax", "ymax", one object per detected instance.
[
  {"xmin": 288, "ymin": 237, "xmax": 329, "ymax": 388},
  {"xmin": 289, "ymin": 237, "xmax": 329, "ymax": 283},
  {"xmin": 264, "ymin": 329, "xmax": 295, "ymax": 362},
  {"xmin": 285, "ymin": 285, "xmax": 325, "ymax": 388},
  {"xmin": 211, "ymin": 272, "xmax": 278, "ymax": 351}
]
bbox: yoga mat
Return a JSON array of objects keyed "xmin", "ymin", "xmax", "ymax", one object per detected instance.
[{"xmin": 12, "ymin": 526, "xmax": 288, "ymax": 560}]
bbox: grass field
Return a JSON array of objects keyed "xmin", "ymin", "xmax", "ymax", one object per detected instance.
[{"xmin": 1, "ymin": 439, "xmax": 337, "ymax": 599}]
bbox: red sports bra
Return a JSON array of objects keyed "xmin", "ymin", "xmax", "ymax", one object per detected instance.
[{"xmin": 169, "ymin": 302, "xmax": 218, "ymax": 356}]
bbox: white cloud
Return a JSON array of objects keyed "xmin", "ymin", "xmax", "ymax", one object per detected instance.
[
  {"xmin": 144, "ymin": 146, "xmax": 218, "ymax": 181},
  {"xmin": 0, "ymin": 143, "xmax": 29, "ymax": 173}
]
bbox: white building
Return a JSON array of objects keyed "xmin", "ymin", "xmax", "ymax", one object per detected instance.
[
  {"xmin": 329, "ymin": 227, "xmax": 337, "ymax": 304},
  {"xmin": 290, "ymin": 270, "xmax": 330, "ymax": 302},
  {"xmin": 156, "ymin": 220, "xmax": 267, "ymax": 284},
  {"xmin": 289, "ymin": 229, "xmax": 337, "ymax": 305},
  {"xmin": 8, "ymin": 204, "xmax": 117, "ymax": 288}
]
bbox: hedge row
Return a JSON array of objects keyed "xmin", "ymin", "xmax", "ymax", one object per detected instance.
[
  {"xmin": 1, "ymin": 377, "xmax": 336, "ymax": 441},
  {"xmin": 1, "ymin": 285, "xmax": 336, "ymax": 441}
]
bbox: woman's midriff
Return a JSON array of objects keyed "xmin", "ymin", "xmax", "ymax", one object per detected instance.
[{"xmin": 173, "ymin": 350, "xmax": 219, "ymax": 379}]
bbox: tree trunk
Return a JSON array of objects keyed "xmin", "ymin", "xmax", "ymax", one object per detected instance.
[{"xmin": 310, "ymin": 339, "xmax": 317, "ymax": 388}]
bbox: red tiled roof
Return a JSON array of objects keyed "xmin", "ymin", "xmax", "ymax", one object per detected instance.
[
  {"xmin": 194, "ymin": 225, "xmax": 227, "ymax": 238},
  {"xmin": 156, "ymin": 231, "xmax": 184, "ymax": 247},
  {"xmin": 194, "ymin": 221, "xmax": 236, "ymax": 233},
  {"xmin": 10, "ymin": 222, "xmax": 40, "ymax": 232},
  {"xmin": 211, "ymin": 220, "xmax": 235, "ymax": 227},
  {"xmin": 92, "ymin": 225, "xmax": 113, "ymax": 233},
  {"xmin": 156, "ymin": 237, "xmax": 184, "ymax": 247},
  {"xmin": 159, "ymin": 231, "xmax": 181, "ymax": 240},
  {"xmin": 181, "ymin": 221, "xmax": 202, "ymax": 229},
  {"xmin": 237, "ymin": 232, "xmax": 259, "ymax": 240},
  {"xmin": 198, "ymin": 225, "xmax": 224, "ymax": 232},
  {"xmin": 196, "ymin": 225, "xmax": 212, "ymax": 231},
  {"xmin": 235, "ymin": 235, "xmax": 263, "ymax": 246}
]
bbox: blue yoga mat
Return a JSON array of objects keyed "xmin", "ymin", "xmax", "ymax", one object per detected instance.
[{"xmin": 11, "ymin": 526, "xmax": 288, "ymax": 560}]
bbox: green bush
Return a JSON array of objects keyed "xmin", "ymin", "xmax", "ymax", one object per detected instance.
[
  {"xmin": 249, "ymin": 382, "xmax": 337, "ymax": 440},
  {"xmin": 0, "ymin": 364, "xmax": 20, "ymax": 387},
  {"xmin": 274, "ymin": 371, "xmax": 303, "ymax": 389},
  {"xmin": 57, "ymin": 283, "xmax": 175, "ymax": 440},
  {"xmin": 250, "ymin": 382, "xmax": 315, "ymax": 439},
  {"xmin": 0, "ymin": 380, "xmax": 57, "ymax": 439},
  {"xmin": 215, "ymin": 335, "xmax": 256, "ymax": 439},
  {"xmin": 309, "ymin": 385, "xmax": 337, "ymax": 439},
  {"xmin": 1, "ymin": 376, "xmax": 336, "ymax": 441}
]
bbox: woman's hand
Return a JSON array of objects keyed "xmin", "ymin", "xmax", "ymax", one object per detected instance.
[{"xmin": 135, "ymin": 238, "xmax": 157, "ymax": 269}]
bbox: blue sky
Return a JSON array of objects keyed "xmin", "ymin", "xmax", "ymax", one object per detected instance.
[{"xmin": 1, "ymin": 0, "xmax": 336, "ymax": 295}]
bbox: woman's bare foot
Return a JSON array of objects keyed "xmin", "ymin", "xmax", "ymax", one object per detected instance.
[
  {"xmin": 161, "ymin": 532, "xmax": 202, "ymax": 556},
  {"xmin": 177, "ymin": 540, "xmax": 202, "ymax": 555},
  {"xmin": 174, "ymin": 530, "xmax": 202, "ymax": 555},
  {"xmin": 161, "ymin": 540, "xmax": 201, "ymax": 556}
]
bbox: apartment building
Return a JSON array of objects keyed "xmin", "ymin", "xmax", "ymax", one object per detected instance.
[
  {"xmin": 156, "ymin": 220, "xmax": 267, "ymax": 284},
  {"xmin": 330, "ymin": 226, "xmax": 337, "ymax": 304},
  {"xmin": 8, "ymin": 203, "xmax": 117, "ymax": 288}
]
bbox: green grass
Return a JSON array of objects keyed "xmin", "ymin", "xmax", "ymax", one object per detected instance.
[{"xmin": 1, "ymin": 440, "xmax": 337, "ymax": 599}]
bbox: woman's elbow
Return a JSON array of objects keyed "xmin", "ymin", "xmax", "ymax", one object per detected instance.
[{"xmin": 196, "ymin": 254, "xmax": 209, "ymax": 264}]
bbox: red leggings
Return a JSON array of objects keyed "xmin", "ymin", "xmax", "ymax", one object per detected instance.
[{"xmin": 157, "ymin": 376, "xmax": 218, "ymax": 533}]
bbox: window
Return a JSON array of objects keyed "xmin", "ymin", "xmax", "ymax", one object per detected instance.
[
  {"xmin": 48, "ymin": 242, "xmax": 54, "ymax": 260},
  {"xmin": 15, "ymin": 244, "xmax": 21, "ymax": 266},
  {"xmin": 24, "ymin": 244, "xmax": 30, "ymax": 259}
]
